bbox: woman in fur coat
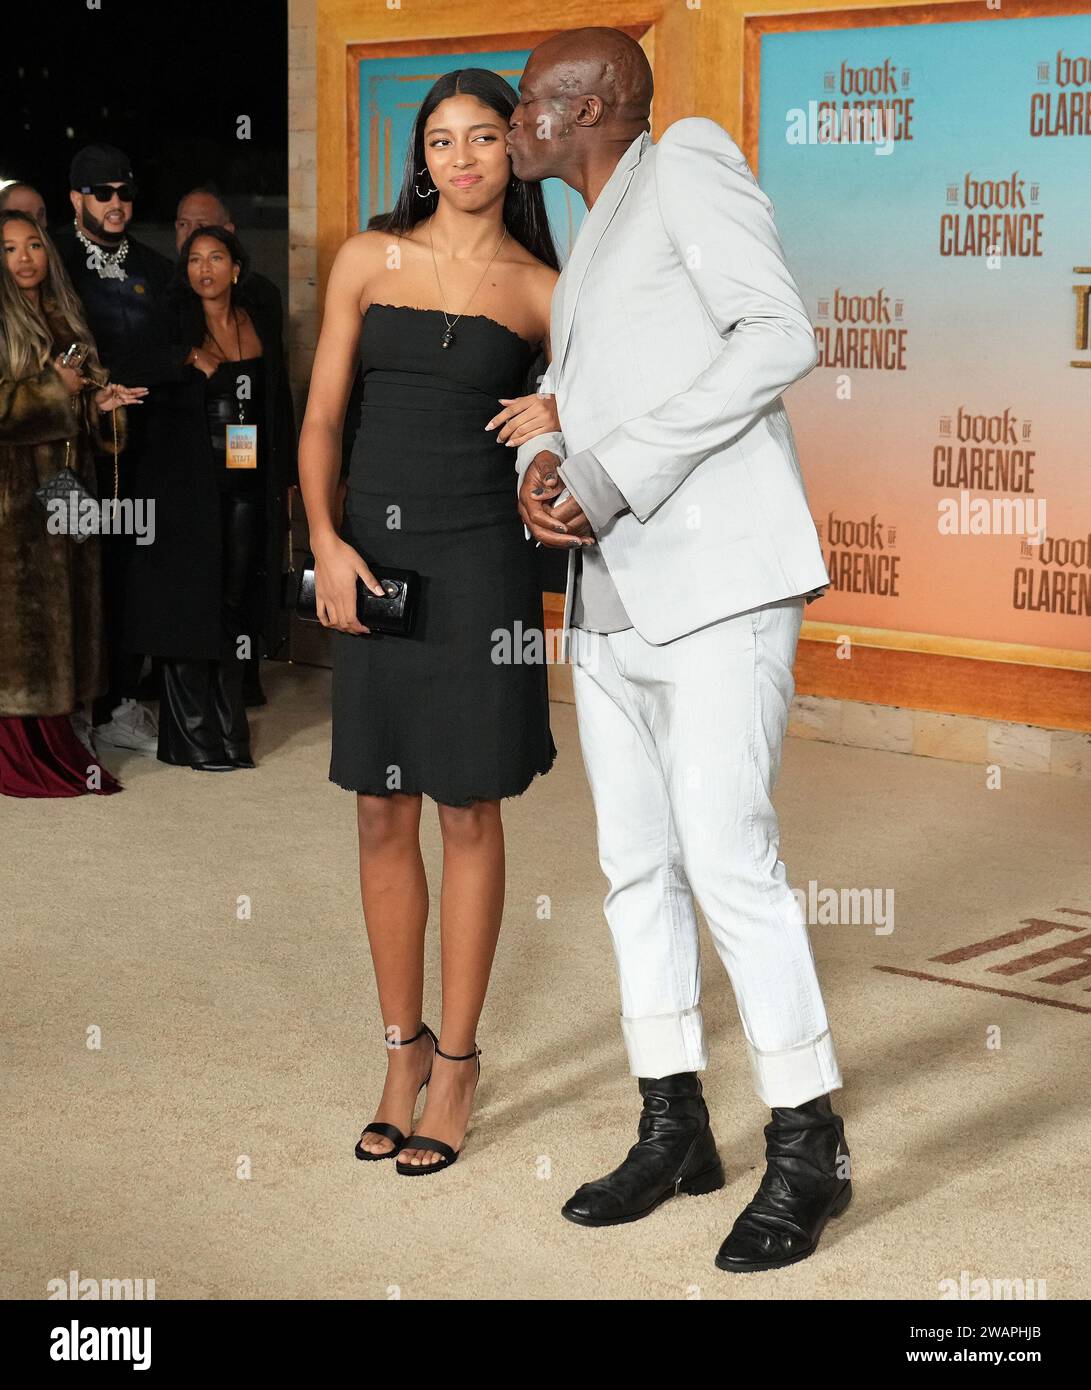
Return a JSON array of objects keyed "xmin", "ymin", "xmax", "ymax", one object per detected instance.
[{"xmin": 0, "ymin": 209, "xmax": 145, "ymax": 796}]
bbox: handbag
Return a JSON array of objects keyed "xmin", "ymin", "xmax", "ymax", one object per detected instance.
[
  {"xmin": 35, "ymin": 397, "xmax": 120, "ymax": 544},
  {"xmin": 295, "ymin": 553, "xmax": 420, "ymax": 637},
  {"xmin": 35, "ymin": 440, "xmax": 97, "ymax": 544}
]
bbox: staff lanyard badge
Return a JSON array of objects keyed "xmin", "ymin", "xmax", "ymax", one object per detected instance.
[
  {"xmin": 209, "ymin": 311, "xmax": 258, "ymax": 468},
  {"xmin": 226, "ymin": 378, "xmax": 257, "ymax": 469},
  {"xmin": 226, "ymin": 420, "xmax": 258, "ymax": 468}
]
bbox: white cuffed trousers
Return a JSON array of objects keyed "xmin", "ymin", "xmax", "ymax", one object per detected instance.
[{"xmin": 568, "ymin": 595, "xmax": 842, "ymax": 1108}]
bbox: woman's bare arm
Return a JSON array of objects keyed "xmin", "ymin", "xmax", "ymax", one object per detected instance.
[
  {"xmin": 486, "ymin": 264, "xmax": 560, "ymax": 446},
  {"xmin": 297, "ymin": 234, "xmax": 386, "ymax": 633},
  {"xmin": 298, "ymin": 235, "xmax": 369, "ymax": 551}
]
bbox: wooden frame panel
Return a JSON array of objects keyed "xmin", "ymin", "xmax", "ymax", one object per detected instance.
[{"xmin": 316, "ymin": 0, "xmax": 744, "ymax": 296}]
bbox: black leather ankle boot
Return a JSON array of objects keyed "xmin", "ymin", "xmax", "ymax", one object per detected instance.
[
  {"xmin": 715, "ymin": 1092, "xmax": 852, "ymax": 1272},
  {"xmin": 561, "ymin": 1072, "xmax": 725, "ymax": 1227}
]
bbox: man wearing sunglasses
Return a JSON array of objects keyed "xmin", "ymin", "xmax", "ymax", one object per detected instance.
[
  {"xmin": 56, "ymin": 144, "xmax": 172, "ymax": 365},
  {"xmin": 55, "ymin": 144, "xmax": 173, "ymax": 754}
]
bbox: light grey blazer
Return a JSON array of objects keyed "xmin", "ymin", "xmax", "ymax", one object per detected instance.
[{"xmin": 515, "ymin": 118, "xmax": 830, "ymax": 648}]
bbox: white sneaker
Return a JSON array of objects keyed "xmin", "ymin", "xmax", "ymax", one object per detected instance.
[
  {"xmin": 95, "ymin": 698, "xmax": 159, "ymax": 755},
  {"xmin": 70, "ymin": 709, "xmax": 96, "ymax": 757}
]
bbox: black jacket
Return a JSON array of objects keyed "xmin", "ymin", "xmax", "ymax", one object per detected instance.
[
  {"xmin": 122, "ymin": 288, "xmax": 297, "ymax": 661},
  {"xmin": 54, "ymin": 227, "xmax": 174, "ymax": 372}
]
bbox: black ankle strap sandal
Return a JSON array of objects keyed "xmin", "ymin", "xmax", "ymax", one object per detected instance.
[
  {"xmin": 354, "ymin": 1022, "xmax": 438, "ymax": 1162},
  {"xmin": 395, "ymin": 1042, "xmax": 482, "ymax": 1177}
]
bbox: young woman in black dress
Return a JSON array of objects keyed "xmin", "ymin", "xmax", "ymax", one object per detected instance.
[
  {"xmin": 124, "ymin": 228, "xmax": 295, "ymax": 771},
  {"xmin": 298, "ymin": 69, "xmax": 577, "ymax": 1174}
]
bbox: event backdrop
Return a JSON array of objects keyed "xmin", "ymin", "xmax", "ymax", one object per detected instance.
[{"xmin": 758, "ymin": 9, "xmax": 1091, "ymax": 659}]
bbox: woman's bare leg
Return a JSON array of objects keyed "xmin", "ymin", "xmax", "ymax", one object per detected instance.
[
  {"xmin": 355, "ymin": 791, "xmax": 434, "ymax": 1155},
  {"xmin": 399, "ymin": 798, "xmax": 504, "ymax": 1167}
]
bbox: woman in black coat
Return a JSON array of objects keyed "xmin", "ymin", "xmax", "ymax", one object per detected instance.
[{"xmin": 123, "ymin": 226, "xmax": 296, "ymax": 769}]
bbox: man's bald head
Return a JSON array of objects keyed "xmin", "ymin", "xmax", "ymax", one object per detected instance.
[
  {"xmin": 175, "ymin": 188, "xmax": 234, "ymax": 254},
  {"xmin": 0, "ymin": 182, "xmax": 47, "ymax": 227},
  {"xmin": 529, "ymin": 28, "xmax": 653, "ymax": 124},
  {"xmin": 507, "ymin": 28, "xmax": 653, "ymax": 187}
]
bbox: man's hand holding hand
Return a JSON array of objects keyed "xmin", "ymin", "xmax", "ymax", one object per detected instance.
[{"xmin": 518, "ymin": 451, "xmax": 596, "ymax": 549}]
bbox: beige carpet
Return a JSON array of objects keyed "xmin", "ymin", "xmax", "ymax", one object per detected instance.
[{"xmin": 3, "ymin": 662, "xmax": 1088, "ymax": 1301}]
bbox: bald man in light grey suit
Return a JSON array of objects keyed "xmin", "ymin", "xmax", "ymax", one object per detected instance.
[{"xmin": 507, "ymin": 29, "xmax": 852, "ymax": 1273}]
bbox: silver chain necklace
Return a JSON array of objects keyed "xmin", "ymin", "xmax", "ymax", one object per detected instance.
[{"xmin": 74, "ymin": 222, "xmax": 130, "ymax": 281}]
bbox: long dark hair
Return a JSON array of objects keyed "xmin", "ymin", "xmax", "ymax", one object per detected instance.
[
  {"xmin": 172, "ymin": 224, "xmax": 252, "ymax": 348},
  {"xmin": 369, "ymin": 68, "xmax": 559, "ymax": 271},
  {"xmin": 0, "ymin": 210, "xmax": 103, "ymax": 381}
]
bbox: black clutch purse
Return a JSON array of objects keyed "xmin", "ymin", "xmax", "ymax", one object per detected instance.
[
  {"xmin": 295, "ymin": 554, "xmax": 420, "ymax": 637},
  {"xmin": 35, "ymin": 439, "xmax": 97, "ymax": 544},
  {"xmin": 36, "ymin": 467, "xmax": 97, "ymax": 543}
]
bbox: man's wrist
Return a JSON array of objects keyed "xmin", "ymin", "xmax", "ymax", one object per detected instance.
[{"xmin": 558, "ymin": 449, "xmax": 630, "ymax": 531}]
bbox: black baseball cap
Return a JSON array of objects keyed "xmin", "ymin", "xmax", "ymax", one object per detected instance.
[{"xmin": 69, "ymin": 143, "xmax": 135, "ymax": 192}]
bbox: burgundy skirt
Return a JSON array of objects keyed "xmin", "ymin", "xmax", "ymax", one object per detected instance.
[{"xmin": 0, "ymin": 714, "xmax": 122, "ymax": 798}]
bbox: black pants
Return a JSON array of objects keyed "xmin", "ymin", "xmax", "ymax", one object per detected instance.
[
  {"xmin": 158, "ymin": 495, "xmax": 263, "ymax": 766},
  {"xmin": 92, "ymin": 459, "xmax": 143, "ymax": 724}
]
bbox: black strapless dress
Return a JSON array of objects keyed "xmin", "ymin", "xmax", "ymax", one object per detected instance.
[{"xmin": 329, "ymin": 304, "xmax": 557, "ymax": 806}]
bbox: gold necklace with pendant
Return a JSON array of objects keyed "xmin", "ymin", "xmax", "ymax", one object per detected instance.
[{"xmin": 427, "ymin": 215, "xmax": 509, "ymax": 349}]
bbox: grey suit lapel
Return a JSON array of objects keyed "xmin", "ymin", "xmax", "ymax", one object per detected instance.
[{"xmin": 552, "ymin": 131, "xmax": 649, "ymax": 381}]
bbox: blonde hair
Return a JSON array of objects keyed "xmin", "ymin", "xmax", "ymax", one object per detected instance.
[{"xmin": 0, "ymin": 211, "xmax": 105, "ymax": 382}]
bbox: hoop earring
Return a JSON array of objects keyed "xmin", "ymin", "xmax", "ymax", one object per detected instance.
[{"xmin": 414, "ymin": 165, "xmax": 437, "ymax": 199}]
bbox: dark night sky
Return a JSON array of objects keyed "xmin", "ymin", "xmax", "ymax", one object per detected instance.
[{"xmin": 3, "ymin": 0, "xmax": 288, "ymax": 226}]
